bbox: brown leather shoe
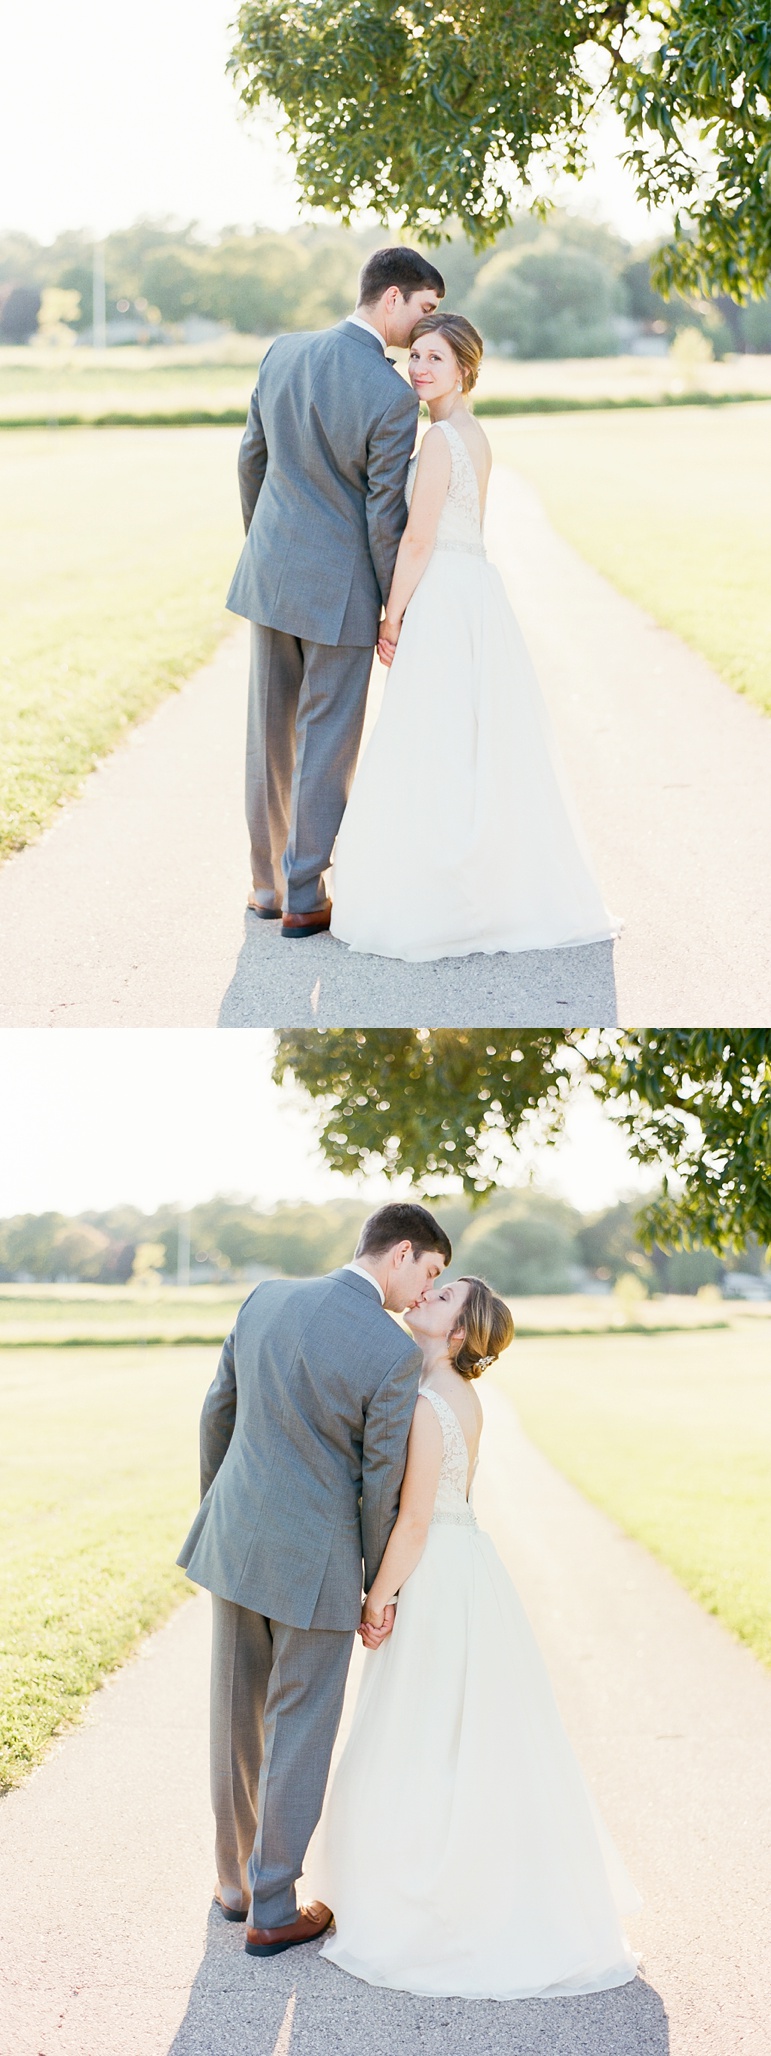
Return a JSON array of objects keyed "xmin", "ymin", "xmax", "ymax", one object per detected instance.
[
  {"xmin": 247, "ymin": 893, "xmax": 281, "ymax": 920},
  {"xmin": 281, "ymin": 902, "xmax": 332, "ymax": 939},
  {"xmin": 213, "ymin": 1884, "xmax": 249, "ymax": 1922},
  {"xmin": 245, "ymin": 1901, "xmax": 333, "ymax": 1957}
]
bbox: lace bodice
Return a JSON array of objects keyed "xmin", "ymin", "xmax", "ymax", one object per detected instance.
[
  {"xmin": 406, "ymin": 417, "xmax": 486, "ymax": 560},
  {"xmin": 422, "ymin": 1387, "xmax": 478, "ymax": 1528}
]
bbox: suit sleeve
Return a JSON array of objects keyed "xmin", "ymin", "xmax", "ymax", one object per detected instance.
[
  {"xmin": 237, "ymin": 360, "xmax": 271, "ymax": 533},
  {"xmin": 199, "ymin": 1326, "xmax": 238, "ymax": 1498},
  {"xmin": 365, "ymin": 381, "xmax": 420, "ymax": 610},
  {"xmin": 360, "ymin": 1337, "xmax": 423, "ymax": 1594}
]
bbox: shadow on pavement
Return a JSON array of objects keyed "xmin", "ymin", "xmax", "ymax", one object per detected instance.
[
  {"xmin": 218, "ymin": 915, "xmax": 618, "ymax": 1028},
  {"xmin": 169, "ymin": 1910, "xmax": 668, "ymax": 2056}
]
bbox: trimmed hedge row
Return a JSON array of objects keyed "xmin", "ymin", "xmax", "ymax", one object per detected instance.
[{"xmin": 2, "ymin": 391, "xmax": 770, "ymax": 430}]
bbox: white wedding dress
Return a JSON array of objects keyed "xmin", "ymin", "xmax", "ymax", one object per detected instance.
[
  {"xmin": 330, "ymin": 420, "xmax": 619, "ymax": 960},
  {"xmin": 308, "ymin": 1387, "xmax": 640, "ymax": 2001}
]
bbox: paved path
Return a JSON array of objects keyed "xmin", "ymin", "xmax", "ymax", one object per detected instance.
[
  {"xmin": 3, "ymin": 1383, "xmax": 770, "ymax": 2056},
  {"xmin": 496, "ymin": 468, "xmax": 771, "ymax": 1025},
  {"xmin": 0, "ymin": 631, "xmax": 250, "ymax": 1029},
  {"xmin": 0, "ymin": 468, "xmax": 769, "ymax": 1025}
]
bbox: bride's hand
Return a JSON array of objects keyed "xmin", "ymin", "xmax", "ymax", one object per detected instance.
[
  {"xmin": 378, "ymin": 619, "xmax": 400, "ymax": 667},
  {"xmin": 358, "ymin": 1600, "xmax": 396, "ymax": 1650}
]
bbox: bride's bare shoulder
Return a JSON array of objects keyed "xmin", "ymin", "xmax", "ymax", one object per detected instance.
[
  {"xmin": 434, "ymin": 1367, "xmax": 483, "ymax": 1436},
  {"xmin": 417, "ymin": 420, "xmax": 453, "ymax": 464}
]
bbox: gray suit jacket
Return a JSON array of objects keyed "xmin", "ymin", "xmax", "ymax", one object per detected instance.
[
  {"xmin": 225, "ymin": 321, "xmax": 419, "ymax": 648},
  {"xmin": 177, "ymin": 1268, "xmax": 423, "ymax": 1631}
]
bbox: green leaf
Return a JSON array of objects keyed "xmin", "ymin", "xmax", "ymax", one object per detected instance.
[
  {"xmin": 230, "ymin": 0, "xmax": 771, "ymax": 295},
  {"xmin": 274, "ymin": 1032, "xmax": 771, "ymax": 1251}
]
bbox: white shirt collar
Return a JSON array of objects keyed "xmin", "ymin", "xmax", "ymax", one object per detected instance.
[
  {"xmin": 346, "ymin": 313, "xmax": 387, "ymax": 353},
  {"xmin": 342, "ymin": 1261, "xmax": 385, "ymax": 1303}
]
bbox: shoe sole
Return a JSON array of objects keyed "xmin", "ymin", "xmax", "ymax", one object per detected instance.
[
  {"xmin": 281, "ymin": 922, "xmax": 331, "ymax": 939},
  {"xmin": 248, "ymin": 906, "xmax": 281, "ymax": 921},
  {"xmin": 245, "ymin": 1921, "xmax": 332, "ymax": 1957},
  {"xmin": 215, "ymin": 1901, "xmax": 248, "ymax": 1923}
]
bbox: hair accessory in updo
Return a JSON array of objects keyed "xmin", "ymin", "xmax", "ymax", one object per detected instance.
[{"xmin": 474, "ymin": 1354, "xmax": 494, "ymax": 1372}]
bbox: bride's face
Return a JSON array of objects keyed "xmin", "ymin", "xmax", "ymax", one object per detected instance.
[
  {"xmin": 405, "ymin": 1278, "xmax": 469, "ymax": 1349},
  {"xmin": 408, "ymin": 332, "xmax": 461, "ymax": 406}
]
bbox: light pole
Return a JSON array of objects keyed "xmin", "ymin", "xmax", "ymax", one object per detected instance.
[
  {"xmin": 177, "ymin": 1214, "xmax": 191, "ymax": 1289},
  {"xmin": 92, "ymin": 240, "xmax": 106, "ymax": 349}
]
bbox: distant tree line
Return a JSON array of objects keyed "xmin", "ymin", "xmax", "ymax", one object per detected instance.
[
  {"xmin": 2, "ymin": 214, "xmax": 770, "ymax": 357},
  {"xmin": 0, "ymin": 1192, "xmax": 766, "ymax": 1297}
]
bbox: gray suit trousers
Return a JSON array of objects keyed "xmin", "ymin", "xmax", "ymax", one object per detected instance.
[
  {"xmin": 210, "ymin": 1595, "xmax": 354, "ymax": 1927},
  {"xmin": 246, "ymin": 624, "xmax": 373, "ymax": 914}
]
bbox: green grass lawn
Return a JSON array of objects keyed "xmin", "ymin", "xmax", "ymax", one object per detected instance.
[
  {"xmin": 0, "ymin": 425, "xmax": 242, "ymax": 857},
  {"xmin": 0, "ymin": 1282, "xmax": 740, "ymax": 1347},
  {"xmin": 490, "ymin": 403, "xmax": 771, "ymax": 716},
  {"xmin": 4, "ymin": 342, "xmax": 771, "ymax": 424},
  {"xmin": 0, "ymin": 340, "xmax": 265, "ymax": 423},
  {"xmin": 0, "ymin": 1283, "xmax": 246, "ymax": 1346},
  {"xmin": 0, "ymin": 1343, "xmax": 213, "ymax": 1792},
  {"xmin": 4, "ymin": 392, "xmax": 769, "ymax": 862},
  {"xmin": 497, "ymin": 1322, "xmax": 771, "ymax": 1669}
]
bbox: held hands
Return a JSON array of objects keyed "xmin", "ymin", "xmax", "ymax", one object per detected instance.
[
  {"xmin": 358, "ymin": 1599, "xmax": 396, "ymax": 1651},
  {"xmin": 377, "ymin": 618, "xmax": 401, "ymax": 668}
]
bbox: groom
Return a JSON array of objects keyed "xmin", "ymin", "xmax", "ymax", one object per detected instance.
[
  {"xmin": 225, "ymin": 246, "xmax": 445, "ymax": 937},
  {"xmin": 177, "ymin": 1201, "xmax": 451, "ymax": 1956}
]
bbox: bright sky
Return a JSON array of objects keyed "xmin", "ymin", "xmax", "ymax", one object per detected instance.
[
  {"xmin": 0, "ymin": 1032, "xmax": 653, "ymax": 1220},
  {"xmin": 2, "ymin": 0, "xmax": 668, "ymax": 246}
]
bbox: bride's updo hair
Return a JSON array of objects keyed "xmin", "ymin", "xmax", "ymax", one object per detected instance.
[
  {"xmin": 409, "ymin": 311, "xmax": 484, "ymax": 395},
  {"xmin": 450, "ymin": 1276, "xmax": 514, "ymax": 1379}
]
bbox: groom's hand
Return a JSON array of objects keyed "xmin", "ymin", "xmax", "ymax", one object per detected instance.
[{"xmin": 358, "ymin": 1600, "xmax": 396, "ymax": 1650}]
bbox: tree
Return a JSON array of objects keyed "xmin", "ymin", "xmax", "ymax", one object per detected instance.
[
  {"xmin": 272, "ymin": 1030, "xmax": 771, "ymax": 1255},
  {"xmin": 0, "ymin": 283, "xmax": 41, "ymax": 343},
  {"xmin": 575, "ymin": 1200, "xmax": 653, "ymax": 1284},
  {"xmin": 470, "ymin": 245, "xmax": 622, "ymax": 356},
  {"xmin": 49, "ymin": 1224, "xmax": 111, "ymax": 1280},
  {"xmin": 131, "ymin": 1242, "xmax": 167, "ymax": 1285},
  {"xmin": 0, "ymin": 220, "xmax": 366, "ymax": 341},
  {"xmin": 590, "ymin": 1031, "xmax": 771, "ymax": 1254},
  {"xmin": 742, "ymin": 291, "xmax": 771, "ymax": 348},
  {"xmin": 187, "ymin": 1196, "xmax": 370, "ymax": 1275},
  {"xmin": 36, "ymin": 286, "xmax": 81, "ymax": 345},
  {"xmin": 230, "ymin": 0, "xmax": 771, "ymax": 302},
  {"xmin": 456, "ymin": 1192, "xmax": 582, "ymax": 1293},
  {"xmin": 274, "ymin": 1028, "xmax": 569, "ymax": 1187},
  {"xmin": 5, "ymin": 214, "xmax": 766, "ymax": 349},
  {"xmin": 467, "ymin": 251, "xmax": 540, "ymax": 354},
  {"xmin": 0, "ymin": 1211, "xmax": 70, "ymax": 1280},
  {"xmin": 659, "ymin": 1246, "xmax": 723, "ymax": 1292}
]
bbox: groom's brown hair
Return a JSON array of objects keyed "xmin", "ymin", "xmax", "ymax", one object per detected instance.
[
  {"xmin": 358, "ymin": 247, "xmax": 446, "ymax": 305},
  {"xmin": 356, "ymin": 1202, "xmax": 451, "ymax": 1266}
]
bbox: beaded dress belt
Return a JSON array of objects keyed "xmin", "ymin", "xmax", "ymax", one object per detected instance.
[
  {"xmin": 431, "ymin": 1507, "xmax": 478, "ymax": 1527},
  {"xmin": 434, "ymin": 538, "xmax": 487, "ymax": 558}
]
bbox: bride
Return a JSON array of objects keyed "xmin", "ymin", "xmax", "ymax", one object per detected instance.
[
  {"xmin": 307, "ymin": 1275, "xmax": 640, "ymax": 2000},
  {"xmin": 330, "ymin": 315, "xmax": 619, "ymax": 961}
]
